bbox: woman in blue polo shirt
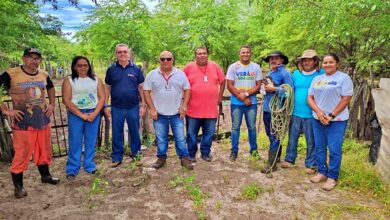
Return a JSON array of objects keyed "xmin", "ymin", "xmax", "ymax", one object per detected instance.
[
  {"xmin": 307, "ymin": 53, "xmax": 353, "ymax": 191},
  {"xmin": 62, "ymin": 56, "xmax": 105, "ymax": 180}
]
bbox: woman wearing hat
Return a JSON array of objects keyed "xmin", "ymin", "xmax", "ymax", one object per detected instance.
[
  {"xmin": 307, "ymin": 53, "xmax": 353, "ymax": 191},
  {"xmin": 62, "ymin": 56, "xmax": 105, "ymax": 180}
]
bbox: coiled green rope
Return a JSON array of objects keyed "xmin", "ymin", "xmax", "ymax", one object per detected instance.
[{"xmin": 267, "ymin": 84, "xmax": 294, "ymax": 178}]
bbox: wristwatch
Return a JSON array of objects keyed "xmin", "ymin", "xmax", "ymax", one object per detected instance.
[{"xmin": 328, "ymin": 113, "xmax": 336, "ymax": 119}]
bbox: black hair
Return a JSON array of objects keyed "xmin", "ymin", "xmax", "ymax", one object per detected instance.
[
  {"xmin": 324, "ymin": 53, "xmax": 340, "ymax": 63},
  {"xmin": 194, "ymin": 46, "xmax": 208, "ymax": 55},
  {"xmin": 239, "ymin": 45, "xmax": 252, "ymax": 52},
  {"xmin": 71, "ymin": 56, "xmax": 95, "ymax": 81}
]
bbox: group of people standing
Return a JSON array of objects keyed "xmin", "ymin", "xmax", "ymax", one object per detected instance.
[{"xmin": 0, "ymin": 44, "xmax": 353, "ymax": 198}]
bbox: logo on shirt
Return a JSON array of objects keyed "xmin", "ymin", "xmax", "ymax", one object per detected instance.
[
  {"xmin": 128, "ymin": 73, "xmax": 135, "ymax": 77},
  {"xmin": 315, "ymin": 80, "xmax": 337, "ymax": 87},
  {"xmin": 236, "ymin": 71, "xmax": 255, "ymax": 80}
]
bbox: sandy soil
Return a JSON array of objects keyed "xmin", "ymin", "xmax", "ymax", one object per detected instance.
[{"xmin": 0, "ymin": 137, "xmax": 388, "ymax": 220}]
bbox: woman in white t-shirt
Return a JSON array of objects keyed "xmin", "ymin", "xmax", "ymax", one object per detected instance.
[
  {"xmin": 307, "ymin": 53, "xmax": 353, "ymax": 191},
  {"xmin": 62, "ymin": 56, "xmax": 105, "ymax": 180}
]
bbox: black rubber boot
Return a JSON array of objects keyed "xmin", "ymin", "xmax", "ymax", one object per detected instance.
[
  {"xmin": 38, "ymin": 164, "xmax": 60, "ymax": 185},
  {"xmin": 276, "ymin": 145, "xmax": 282, "ymax": 163},
  {"xmin": 11, "ymin": 173, "xmax": 27, "ymax": 198},
  {"xmin": 261, "ymin": 151, "xmax": 278, "ymax": 174}
]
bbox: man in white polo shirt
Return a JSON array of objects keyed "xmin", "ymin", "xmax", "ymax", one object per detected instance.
[{"xmin": 143, "ymin": 51, "xmax": 193, "ymax": 170}]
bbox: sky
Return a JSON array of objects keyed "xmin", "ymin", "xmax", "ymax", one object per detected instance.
[{"xmin": 39, "ymin": 0, "xmax": 157, "ymax": 41}]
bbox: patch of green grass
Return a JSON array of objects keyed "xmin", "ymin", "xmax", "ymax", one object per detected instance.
[
  {"xmin": 240, "ymin": 183, "xmax": 272, "ymax": 200},
  {"xmin": 316, "ymin": 203, "xmax": 389, "ymax": 219},
  {"xmin": 168, "ymin": 174, "xmax": 207, "ymax": 217},
  {"xmin": 90, "ymin": 177, "xmax": 109, "ymax": 195},
  {"xmin": 186, "ymin": 185, "xmax": 205, "ymax": 208},
  {"xmin": 169, "ymin": 175, "xmax": 194, "ymax": 188},
  {"xmin": 215, "ymin": 201, "xmax": 222, "ymax": 209},
  {"xmin": 142, "ymin": 133, "xmax": 155, "ymax": 147},
  {"xmin": 339, "ymin": 138, "xmax": 390, "ymax": 206}
]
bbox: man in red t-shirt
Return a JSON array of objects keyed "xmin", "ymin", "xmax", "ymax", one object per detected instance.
[{"xmin": 183, "ymin": 46, "xmax": 226, "ymax": 162}]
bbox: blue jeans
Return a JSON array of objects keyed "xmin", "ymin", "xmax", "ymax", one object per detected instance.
[
  {"xmin": 66, "ymin": 109, "xmax": 100, "ymax": 175},
  {"xmin": 263, "ymin": 111, "xmax": 279, "ymax": 153},
  {"xmin": 111, "ymin": 105, "xmax": 141, "ymax": 162},
  {"xmin": 231, "ymin": 104, "xmax": 258, "ymax": 153},
  {"xmin": 285, "ymin": 116, "xmax": 316, "ymax": 168},
  {"xmin": 153, "ymin": 113, "xmax": 189, "ymax": 158},
  {"xmin": 312, "ymin": 119, "xmax": 348, "ymax": 180},
  {"xmin": 186, "ymin": 116, "xmax": 217, "ymax": 158}
]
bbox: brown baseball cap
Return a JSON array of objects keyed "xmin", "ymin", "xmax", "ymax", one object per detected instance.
[{"xmin": 23, "ymin": 48, "xmax": 42, "ymax": 57}]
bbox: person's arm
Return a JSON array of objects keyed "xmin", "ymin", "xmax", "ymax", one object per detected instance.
[
  {"xmin": 227, "ymin": 80, "xmax": 246, "ymax": 101},
  {"xmin": 246, "ymin": 80, "xmax": 261, "ymax": 95},
  {"xmin": 180, "ymin": 89, "xmax": 191, "ymax": 119},
  {"xmin": 0, "ymin": 72, "xmax": 24, "ymax": 121},
  {"xmin": 218, "ymin": 80, "xmax": 226, "ymax": 105},
  {"xmin": 138, "ymin": 83, "xmax": 146, "ymax": 117},
  {"xmin": 143, "ymin": 90, "xmax": 157, "ymax": 120},
  {"xmin": 104, "ymin": 84, "xmax": 111, "ymax": 117},
  {"xmin": 61, "ymin": 78, "xmax": 88, "ymax": 120},
  {"xmin": 45, "ymin": 78, "xmax": 56, "ymax": 117},
  {"xmin": 87, "ymin": 78, "xmax": 105, "ymax": 122}
]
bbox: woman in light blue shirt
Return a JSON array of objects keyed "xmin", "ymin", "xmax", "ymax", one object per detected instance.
[{"xmin": 307, "ymin": 53, "xmax": 353, "ymax": 191}]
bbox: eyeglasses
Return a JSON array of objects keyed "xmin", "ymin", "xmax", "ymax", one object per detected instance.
[
  {"xmin": 117, "ymin": 50, "xmax": 128, "ymax": 54},
  {"xmin": 76, "ymin": 64, "xmax": 89, "ymax": 68},
  {"xmin": 26, "ymin": 56, "xmax": 41, "ymax": 61},
  {"xmin": 160, "ymin": 57, "xmax": 173, "ymax": 62}
]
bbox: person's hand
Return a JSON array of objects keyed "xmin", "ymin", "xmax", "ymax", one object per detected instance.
[
  {"xmin": 104, "ymin": 107, "xmax": 111, "ymax": 118},
  {"xmin": 237, "ymin": 90, "xmax": 247, "ymax": 101},
  {"xmin": 140, "ymin": 105, "xmax": 146, "ymax": 117},
  {"xmin": 243, "ymin": 97, "xmax": 252, "ymax": 106},
  {"xmin": 86, "ymin": 112, "xmax": 98, "ymax": 122},
  {"xmin": 79, "ymin": 113, "xmax": 89, "ymax": 121},
  {"xmin": 4, "ymin": 109, "xmax": 24, "ymax": 121},
  {"xmin": 264, "ymin": 83, "xmax": 277, "ymax": 92},
  {"xmin": 316, "ymin": 112, "xmax": 329, "ymax": 125},
  {"xmin": 44, "ymin": 104, "xmax": 55, "ymax": 117},
  {"xmin": 149, "ymin": 108, "xmax": 158, "ymax": 120},
  {"xmin": 179, "ymin": 106, "xmax": 187, "ymax": 119},
  {"xmin": 218, "ymin": 96, "xmax": 223, "ymax": 105}
]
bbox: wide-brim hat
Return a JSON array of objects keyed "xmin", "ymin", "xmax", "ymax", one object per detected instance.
[
  {"xmin": 23, "ymin": 48, "xmax": 42, "ymax": 57},
  {"xmin": 297, "ymin": 49, "xmax": 320, "ymax": 61},
  {"xmin": 263, "ymin": 51, "xmax": 289, "ymax": 65}
]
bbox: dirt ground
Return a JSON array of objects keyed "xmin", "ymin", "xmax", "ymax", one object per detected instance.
[{"xmin": 0, "ymin": 136, "xmax": 388, "ymax": 220}]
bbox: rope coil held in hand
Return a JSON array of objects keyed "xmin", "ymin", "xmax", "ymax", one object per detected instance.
[{"xmin": 267, "ymin": 84, "xmax": 294, "ymax": 178}]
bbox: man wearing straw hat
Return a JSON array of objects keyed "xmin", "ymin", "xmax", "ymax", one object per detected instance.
[{"xmin": 281, "ymin": 49, "xmax": 324, "ymax": 174}]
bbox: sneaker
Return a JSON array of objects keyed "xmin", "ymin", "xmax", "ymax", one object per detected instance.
[
  {"xmin": 229, "ymin": 152, "xmax": 237, "ymax": 161},
  {"xmin": 189, "ymin": 157, "xmax": 197, "ymax": 163},
  {"xmin": 153, "ymin": 158, "xmax": 166, "ymax": 169},
  {"xmin": 180, "ymin": 158, "xmax": 194, "ymax": 170},
  {"xmin": 201, "ymin": 155, "xmax": 212, "ymax": 162},
  {"xmin": 66, "ymin": 174, "xmax": 75, "ymax": 181},
  {"xmin": 305, "ymin": 168, "xmax": 316, "ymax": 175},
  {"xmin": 310, "ymin": 173, "xmax": 327, "ymax": 183},
  {"xmin": 281, "ymin": 161, "xmax": 294, "ymax": 169},
  {"xmin": 322, "ymin": 178, "xmax": 337, "ymax": 191}
]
